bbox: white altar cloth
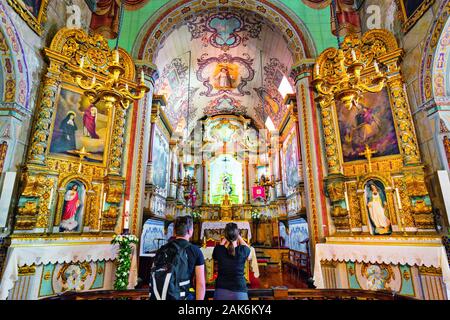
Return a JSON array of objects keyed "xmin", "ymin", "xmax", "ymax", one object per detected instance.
[
  {"xmin": 201, "ymin": 221, "xmax": 252, "ymax": 240},
  {"xmin": 200, "ymin": 246, "xmax": 260, "ymax": 278},
  {"xmin": 0, "ymin": 242, "xmax": 137, "ymax": 300},
  {"xmin": 313, "ymin": 243, "xmax": 450, "ymax": 290}
]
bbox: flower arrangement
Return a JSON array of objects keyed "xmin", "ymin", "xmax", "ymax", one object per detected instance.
[
  {"xmin": 251, "ymin": 209, "xmax": 261, "ymax": 221},
  {"xmin": 191, "ymin": 210, "xmax": 202, "ymax": 223},
  {"xmin": 111, "ymin": 234, "xmax": 139, "ymax": 290}
]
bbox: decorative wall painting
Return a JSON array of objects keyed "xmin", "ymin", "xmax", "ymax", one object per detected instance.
[
  {"xmin": 59, "ymin": 181, "xmax": 85, "ymax": 232},
  {"xmin": 364, "ymin": 180, "xmax": 392, "ymax": 235},
  {"xmin": 49, "ymin": 88, "xmax": 109, "ymax": 164},
  {"xmin": 288, "ymin": 218, "xmax": 309, "ymax": 253},
  {"xmin": 140, "ymin": 220, "xmax": 165, "ymax": 256},
  {"xmin": 337, "ymin": 88, "xmax": 400, "ymax": 162},
  {"xmin": 283, "ymin": 132, "xmax": 300, "ymax": 195},
  {"xmin": 151, "ymin": 127, "xmax": 169, "ymax": 195}
]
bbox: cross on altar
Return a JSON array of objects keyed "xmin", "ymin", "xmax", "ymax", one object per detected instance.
[{"xmin": 359, "ymin": 144, "xmax": 377, "ymax": 172}]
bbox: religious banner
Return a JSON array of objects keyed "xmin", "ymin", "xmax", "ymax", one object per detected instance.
[{"xmin": 252, "ymin": 186, "xmax": 265, "ymax": 201}]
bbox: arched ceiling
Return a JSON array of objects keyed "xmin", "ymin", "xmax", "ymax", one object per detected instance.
[{"xmin": 153, "ymin": 7, "xmax": 295, "ymax": 134}]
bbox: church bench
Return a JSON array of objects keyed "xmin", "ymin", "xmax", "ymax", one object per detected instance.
[
  {"xmin": 42, "ymin": 288, "xmax": 415, "ymax": 300},
  {"xmin": 281, "ymin": 249, "xmax": 311, "ymax": 279}
]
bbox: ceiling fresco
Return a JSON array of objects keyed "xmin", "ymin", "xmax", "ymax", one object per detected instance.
[{"xmin": 153, "ymin": 7, "xmax": 295, "ymax": 134}]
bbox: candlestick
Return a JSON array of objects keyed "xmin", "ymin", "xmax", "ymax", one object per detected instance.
[
  {"xmin": 344, "ymin": 191, "xmax": 350, "ymax": 210},
  {"xmin": 374, "ymin": 61, "xmax": 380, "ymax": 74},
  {"xmin": 124, "ymin": 200, "xmax": 130, "ymax": 230},
  {"xmin": 102, "ymin": 192, "xmax": 107, "ymax": 212},
  {"xmin": 351, "ymin": 49, "xmax": 357, "ymax": 62},
  {"xmin": 395, "ymin": 188, "xmax": 402, "ymax": 210},
  {"xmin": 48, "ymin": 188, "xmax": 54, "ymax": 210}
]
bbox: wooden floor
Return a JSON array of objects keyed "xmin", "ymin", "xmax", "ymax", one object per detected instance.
[{"xmin": 250, "ymin": 268, "xmax": 309, "ymax": 289}]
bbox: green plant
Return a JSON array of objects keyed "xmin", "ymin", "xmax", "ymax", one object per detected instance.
[
  {"xmin": 111, "ymin": 234, "xmax": 139, "ymax": 290},
  {"xmin": 191, "ymin": 210, "xmax": 202, "ymax": 223}
]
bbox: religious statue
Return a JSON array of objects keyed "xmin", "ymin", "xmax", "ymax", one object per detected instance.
[
  {"xmin": 83, "ymin": 105, "xmax": 99, "ymax": 139},
  {"xmin": 220, "ymin": 194, "xmax": 232, "ymax": 221},
  {"xmin": 222, "ymin": 175, "xmax": 233, "ymax": 195},
  {"xmin": 365, "ymin": 181, "xmax": 391, "ymax": 235},
  {"xmin": 60, "ymin": 183, "xmax": 83, "ymax": 231}
]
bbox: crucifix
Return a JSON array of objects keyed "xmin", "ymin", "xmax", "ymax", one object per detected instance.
[
  {"xmin": 359, "ymin": 144, "xmax": 377, "ymax": 172},
  {"xmin": 72, "ymin": 146, "xmax": 91, "ymax": 173}
]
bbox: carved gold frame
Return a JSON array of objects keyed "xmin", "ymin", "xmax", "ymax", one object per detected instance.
[
  {"xmin": 15, "ymin": 28, "xmax": 138, "ymax": 234},
  {"xmin": 7, "ymin": 0, "xmax": 49, "ymax": 35},
  {"xmin": 396, "ymin": 0, "xmax": 435, "ymax": 32},
  {"xmin": 314, "ymin": 29, "xmax": 435, "ymax": 235}
]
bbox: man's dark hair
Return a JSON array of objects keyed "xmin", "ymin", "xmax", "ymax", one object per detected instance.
[{"xmin": 174, "ymin": 215, "xmax": 193, "ymax": 237}]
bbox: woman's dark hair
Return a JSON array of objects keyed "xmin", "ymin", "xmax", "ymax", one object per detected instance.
[{"xmin": 224, "ymin": 223, "xmax": 239, "ymax": 257}]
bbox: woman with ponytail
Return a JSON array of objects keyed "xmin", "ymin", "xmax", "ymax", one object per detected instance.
[{"xmin": 212, "ymin": 223, "xmax": 251, "ymax": 300}]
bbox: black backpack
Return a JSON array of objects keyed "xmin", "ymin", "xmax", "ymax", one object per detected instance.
[{"xmin": 149, "ymin": 240, "xmax": 191, "ymax": 300}]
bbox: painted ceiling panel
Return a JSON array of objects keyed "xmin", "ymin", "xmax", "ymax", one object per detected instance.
[{"xmin": 153, "ymin": 7, "xmax": 295, "ymax": 134}]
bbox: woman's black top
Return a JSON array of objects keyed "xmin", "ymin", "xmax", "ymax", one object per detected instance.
[{"xmin": 212, "ymin": 245, "xmax": 251, "ymax": 292}]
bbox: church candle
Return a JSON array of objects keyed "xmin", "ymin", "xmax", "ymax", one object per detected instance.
[
  {"xmin": 48, "ymin": 188, "xmax": 54, "ymax": 210},
  {"xmin": 374, "ymin": 61, "xmax": 380, "ymax": 74},
  {"xmin": 102, "ymin": 192, "xmax": 107, "ymax": 211},
  {"xmin": 124, "ymin": 200, "xmax": 130, "ymax": 230},
  {"xmin": 115, "ymin": 50, "xmax": 120, "ymax": 63},
  {"xmin": 351, "ymin": 49, "xmax": 357, "ymax": 62},
  {"xmin": 344, "ymin": 191, "xmax": 350, "ymax": 211},
  {"xmin": 395, "ymin": 188, "xmax": 402, "ymax": 210},
  {"xmin": 79, "ymin": 56, "xmax": 84, "ymax": 69}
]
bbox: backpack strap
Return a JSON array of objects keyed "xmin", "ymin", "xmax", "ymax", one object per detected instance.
[
  {"xmin": 152, "ymin": 272, "xmax": 172, "ymax": 300},
  {"xmin": 172, "ymin": 239, "xmax": 192, "ymax": 250}
]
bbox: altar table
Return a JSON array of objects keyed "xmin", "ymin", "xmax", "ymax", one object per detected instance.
[
  {"xmin": 200, "ymin": 221, "xmax": 252, "ymax": 240},
  {"xmin": 200, "ymin": 246, "xmax": 259, "ymax": 284},
  {"xmin": 313, "ymin": 242, "xmax": 450, "ymax": 299},
  {"xmin": 0, "ymin": 241, "xmax": 137, "ymax": 300}
]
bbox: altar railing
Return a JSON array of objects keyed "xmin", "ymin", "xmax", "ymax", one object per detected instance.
[{"xmin": 43, "ymin": 288, "xmax": 415, "ymax": 300}]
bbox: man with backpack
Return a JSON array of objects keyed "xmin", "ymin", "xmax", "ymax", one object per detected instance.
[{"xmin": 150, "ymin": 216, "xmax": 206, "ymax": 300}]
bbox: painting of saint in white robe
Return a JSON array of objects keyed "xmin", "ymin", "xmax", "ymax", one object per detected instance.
[{"xmin": 365, "ymin": 181, "xmax": 391, "ymax": 235}]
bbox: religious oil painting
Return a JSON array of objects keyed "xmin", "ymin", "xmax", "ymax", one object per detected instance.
[
  {"xmin": 59, "ymin": 181, "xmax": 85, "ymax": 233},
  {"xmin": 210, "ymin": 155, "xmax": 242, "ymax": 204},
  {"xmin": 49, "ymin": 88, "xmax": 109, "ymax": 164},
  {"xmin": 398, "ymin": 0, "xmax": 435, "ymax": 30},
  {"xmin": 7, "ymin": 0, "xmax": 48, "ymax": 34},
  {"xmin": 283, "ymin": 132, "xmax": 300, "ymax": 195},
  {"xmin": 337, "ymin": 88, "xmax": 400, "ymax": 162},
  {"xmin": 364, "ymin": 180, "xmax": 392, "ymax": 235},
  {"xmin": 212, "ymin": 63, "xmax": 239, "ymax": 90},
  {"xmin": 151, "ymin": 127, "xmax": 169, "ymax": 194}
]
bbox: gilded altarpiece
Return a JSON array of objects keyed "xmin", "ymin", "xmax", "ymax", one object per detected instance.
[
  {"xmin": 314, "ymin": 30, "xmax": 435, "ymax": 236},
  {"xmin": 15, "ymin": 28, "xmax": 138, "ymax": 234}
]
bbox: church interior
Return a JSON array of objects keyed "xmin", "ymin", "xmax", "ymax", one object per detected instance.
[{"xmin": 0, "ymin": 0, "xmax": 450, "ymax": 301}]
